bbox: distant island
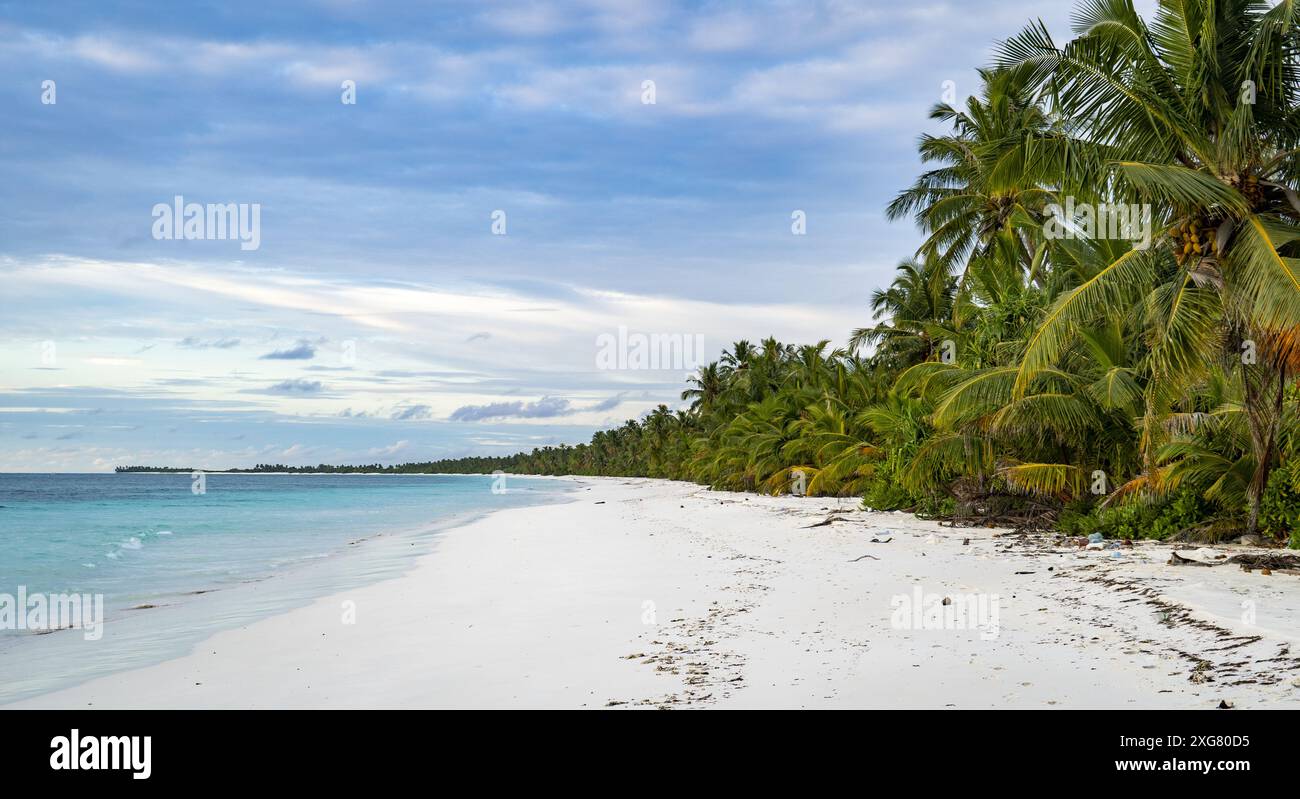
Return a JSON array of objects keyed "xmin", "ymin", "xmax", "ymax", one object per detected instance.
[{"xmin": 115, "ymin": 457, "xmax": 520, "ymax": 475}]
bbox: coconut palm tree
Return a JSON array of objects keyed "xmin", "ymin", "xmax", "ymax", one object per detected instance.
[
  {"xmin": 998, "ymin": 0, "xmax": 1300, "ymax": 533},
  {"xmin": 887, "ymin": 67, "xmax": 1088, "ymax": 281},
  {"xmin": 849, "ymin": 256, "xmax": 958, "ymax": 367},
  {"xmin": 681, "ymin": 362, "xmax": 725, "ymax": 413},
  {"xmin": 422, "ymin": 0, "xmax": 1300, "ymax": 544}
]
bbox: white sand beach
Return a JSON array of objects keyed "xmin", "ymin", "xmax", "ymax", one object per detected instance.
[{"xmin": 10, "ymin": 477, "xmax": 1300, "ymax": 709}]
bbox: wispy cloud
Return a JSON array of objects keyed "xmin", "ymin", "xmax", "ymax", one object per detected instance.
[
  {"xmin": 588, "ymin": 392, "xmax": 626, "ymax": 412},
  {"xmin": 259, "ymin": 341, "xmax": 317, "ymax": 361},
  {"xmin": 391, "ymin": 404, "xmax": 433, "ymax": 421},
  {"xmin": 448, "ymin": 392, "xmax": 627, "ymax": 422},
  {"xmin": 450, "ymin": 396, "xmax": 572, "ymax": 421},
  {"xmin": 264, "ymin": 379, "xmax": 325, "ymax": 394},
  {"xmin": 178, "ymin": 336, "xmax": 241, "ymax": 349},
  {"xmin": 368, "ymin": 439, "xmax": 410, "ymax": 458}
]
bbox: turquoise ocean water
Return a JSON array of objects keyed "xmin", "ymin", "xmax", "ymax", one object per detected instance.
[{"xmin": 0, "ymin": 472, "xmax": 572, "ymax": 704}]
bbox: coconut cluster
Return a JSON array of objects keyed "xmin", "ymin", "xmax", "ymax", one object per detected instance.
[
  {"xmin": 1169, "ymin": 218, "xmax": 1221, "ymax": 265},
  {"xmin": 1232, "ymin": 173, "xmax": 1266, "ymax": 207}
]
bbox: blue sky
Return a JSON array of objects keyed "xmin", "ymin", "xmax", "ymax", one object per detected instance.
[{"xmin": 0, "ymin": 0, "xmax": 1145, "ymax": 471}]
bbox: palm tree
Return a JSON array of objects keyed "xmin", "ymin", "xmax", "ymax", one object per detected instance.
[
  {"xmin": 445, "ymin": 0, "xmax": 1300, "ymax": 544},
  {"xmin": 887, "ymin": 67, "xmax": 1082, "ymax": 280},
  {"xmin": 998, "ymin": 0, "xmax": 1300, "ymax": 533},
  {"xmin": 681, "ymin": 362, "xmax": 725, "ymax": 413},
  {"xmin": 850, "ymin": 256, "xmax": 957, "ymax": 367}
]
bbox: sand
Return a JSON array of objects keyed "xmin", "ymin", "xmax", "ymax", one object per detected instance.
[{"xmin": 9, "ymin": 477, "xmax": 1300, "ymax": 709}]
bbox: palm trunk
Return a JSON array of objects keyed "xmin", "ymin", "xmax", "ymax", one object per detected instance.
[{"xmin": 1244, "ymin": 361, "xmax": 1286, "ymax": 537}]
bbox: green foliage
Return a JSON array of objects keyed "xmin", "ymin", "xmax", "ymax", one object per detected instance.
[
  {"xmin": 1260, "ymin": 462, "xmax": 1300, "ymax": 547},
  {"xmin": 861, "ymin": 448, "xmax": 919, "ymax": 511},
  {"xmin": 125, "ymin": 1, "xmax": 1300, "ymax": 543},
  {"xmin": 1054, "ymin": 499, "xmax": 1097, "ymax": 537},
  {"xmin": 914, "ymin": 494, "xmax": 958, "ymax": 519},
  {"xmin": 1059, "ymin": 490, "xmax": 1212, "ymax": 541}
]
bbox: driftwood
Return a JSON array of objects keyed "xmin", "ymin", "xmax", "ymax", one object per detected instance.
[
  {"xmin": 803, "ymin": 511, "xmax": 853, "ymax": 529},
  {"xmin": 1231, "ymin": 553, "xmax": 1300, "ymax": 570},
  {"xmin": 1167, "ymin": 551, "xmax": 1227, "ymax": 567},
  {"xmin": 945, "ymin": 485, "xmax": 1061, "ymax": 532},
  {"xmin": 1168, "ymin": 551, "xmax": 1300, "ymax": 570},
  {"xmin": 847, "ymin": 554, "xmax": 880, "ymax": 562}
]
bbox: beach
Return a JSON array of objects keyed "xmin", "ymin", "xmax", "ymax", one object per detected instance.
[{"xmin": 9, "ymin": 477, "xmax": 1300, "ymax": 709}]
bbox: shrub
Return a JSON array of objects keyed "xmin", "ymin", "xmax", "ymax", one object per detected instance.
[
  {"xmin": 1259, "ymin": 462, "xmax": 1300, "ymax": 547},
  {"xmin": 1057, "ymin": 498, "xmax": 1100, "ymax": 536},
  {"xmin": 914, "ymin": 494, "xmax": 957, "ymax": 519},
  {"xmin": 860, "ymin": 448, "xmax": 921, "ymax": 511},
  {"xmin": 862, "ymin": 475, "xmax": 915, "ymax": 511},
  {"xmin": 1059, "ymin": 488, "xmax": 1210, "ymax": 540}
]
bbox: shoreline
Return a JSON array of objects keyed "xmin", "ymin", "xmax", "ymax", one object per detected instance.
[
  {"xmin": 9, "ymin": 477, "xmax": 1300, "ymax": 709},
  {"xmin": 0, "ymin": 476, "xmax": 576, "ymax": 705}
]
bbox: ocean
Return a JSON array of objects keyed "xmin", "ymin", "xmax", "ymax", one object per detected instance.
[{"xmin": 0, "ymin": 472, "xmax": 572, "ymax": 704}]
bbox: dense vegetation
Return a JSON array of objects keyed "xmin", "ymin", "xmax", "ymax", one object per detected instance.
[
  {"xmin": 470, "ymin": 1, "xmax": 1300, "ymax": 545},
  {"xmin": 125, "ymin": 2, "xmax": 1300, "ymax": 545}
]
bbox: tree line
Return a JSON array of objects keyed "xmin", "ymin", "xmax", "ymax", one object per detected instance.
[
  {"xmin": 461, "ymin": 2, "xmax": 1300, "ymax": 544},
  {"xmin": 125, "ymin": 3, "xmax": 1300, "ymax": 545}
]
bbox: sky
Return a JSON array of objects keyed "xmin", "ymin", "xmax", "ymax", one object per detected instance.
[{"xmin": 0, "ymin": 0, "xmax": 1155, "ymax": 472}]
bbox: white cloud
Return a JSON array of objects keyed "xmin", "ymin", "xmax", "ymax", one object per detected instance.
[
  {"xmin": 686, "ymin": 11, "xmax": 760, "ymax": 52},
  {"xmin": 479, "ymin": 2, "xmax": 569, "ymax": 37},
  {"xmin": 67, "ymin": 35, "xmax": 161, "ymax": 72},
  {"xmin": 492, "ymin": 63, "xmax": 698, "ymax": 114},
  {"xmin": 0, "ymin": 256, "xmax": 865, "ymax": 431},
  {"xmin": 368, "ymin": 440, "xmax": 410, "ymax": 457},
  {"xmin": 2, "ymin": 11, "xmax": 949, "ymax": 134}
]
